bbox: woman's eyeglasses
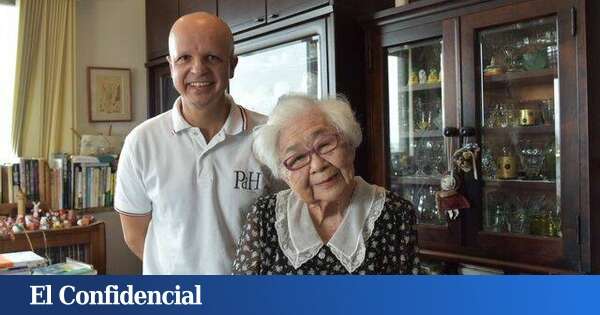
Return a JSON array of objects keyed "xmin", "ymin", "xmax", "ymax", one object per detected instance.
[{"xmin": 283, "ymin": 134, "xmax": 339, "ymax": 171}]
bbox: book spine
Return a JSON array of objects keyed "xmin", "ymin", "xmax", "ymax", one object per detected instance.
[
  {"xmin": 7, "ymin": 165, "xmax": 14, "ymax": 203},
  {"xmin": 38, "ymin": 159, "xmax": 47, "ymax": 204},
  {"xmin": 12, "ymin": 163, "xmax": 20, "ymax": 201},
  {"xmin": 32, "ymin": 159, "xmax": 39, "ymax": 202}
]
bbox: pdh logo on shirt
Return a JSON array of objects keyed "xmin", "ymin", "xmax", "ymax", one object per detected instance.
[{"xmin": 234, "ymin": 170, "xmax": 262, "ymax": 191}]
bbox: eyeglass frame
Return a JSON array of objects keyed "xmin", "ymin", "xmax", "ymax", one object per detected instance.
[{"xmin": 282, "ymin": 133, "xmax": 341, "ymax": 171}]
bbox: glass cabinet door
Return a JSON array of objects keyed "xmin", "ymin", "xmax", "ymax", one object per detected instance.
[
  {"xmin": 387, "ymin": 39, "xmax": 447, "ymax": 225},
  {"xmin": 461, "ymin": 0, "xmax": 580, "ymax": 270},
  {"xmin": 477, "ymin": 17, "xmax": 560, "ymax": 238}
]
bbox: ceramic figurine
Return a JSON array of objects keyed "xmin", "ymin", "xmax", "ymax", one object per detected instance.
[
  {"xmin": 427, "ymin": 68, "xmax": 440, "ymax": 84},
  {"xmin": 409, "ymin": 72, "xmax": 419, "ymax": 86},
  {"xmin": 40, "ymin": 217, "xmax": 49, "ymax": 230},
  {"xmin": 78, "ymin": 216, "xmax": 91, "ymax": 226},
  {"xmin": 63, "ymin": 220, "xmax": 72, "ymax": 228},
  {"xmin": 68, "ymin": 210, "xmax": 77, "ymax": 226},
  {"xmin": 32, "ymin": 201, "xmax": 41, "ymax": 218},
  {"xmin": 51, "ymin": 216, "xmax": 62, "ymax": 229},
  {"xmin": 418, "ymin": 69, "xmax": 427, "ymax": 84},
  {"xmin": 12, "ymin": 215, "xmax": 25, "ymax": 233},
  {"xmin": 0, "ymin": 219, "xmax": 14, "ymax": 239}
]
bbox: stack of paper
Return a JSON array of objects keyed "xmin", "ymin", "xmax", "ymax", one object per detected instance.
[
  {"xmin": 32, "ymin": 257, "xmax": 97, "ymax": 275},
  {"xmin": 0, "ymin": 251, "xmax": 47, "ymax": 275}
]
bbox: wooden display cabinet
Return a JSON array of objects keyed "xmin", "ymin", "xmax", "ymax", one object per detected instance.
[{"xmin": 364, "ymin": 0, "xmax": 592, "ymax": 273}]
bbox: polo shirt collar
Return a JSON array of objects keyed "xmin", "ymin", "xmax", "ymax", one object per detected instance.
[
  {"xmin": 170, "ymin": 94, "xmax": 247, "ymax": 135},
  {"xmin": 221, "ymin": 94, "xmax": 247, "ymax": 135},
  {"xmin": 274, "ymin": 176, "xmax": 387, "ymax": 273},
  {"xmin": 171, "ymin": 97, "xmax": 192, "ymax": 134}
]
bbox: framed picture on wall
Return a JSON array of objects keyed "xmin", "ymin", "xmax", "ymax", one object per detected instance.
[{"xmin": 87, "ymin": 67, "xmax": 132, "ymax": 122}]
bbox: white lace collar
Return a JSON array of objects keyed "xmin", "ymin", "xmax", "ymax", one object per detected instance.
[{"xmin": 274, "ymin": 176, "xmax": 386, "ymax": 273}]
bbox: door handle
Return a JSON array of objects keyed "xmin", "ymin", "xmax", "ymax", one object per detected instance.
[
  {"xmin": 443, "ymin": 127, "xmax": 459, "ymax": 137},
  {"xmin": 459, "ymin": 127, "xmax": 476, "ymax": 137},
  {"xmin": 268, "ymin": 13, "xmax": 280, "ymax": 19}
]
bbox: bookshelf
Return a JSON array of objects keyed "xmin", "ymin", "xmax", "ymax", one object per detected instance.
[{"xmin": 0, "ymin": 221, "xmax": 106, "ymax": 274}]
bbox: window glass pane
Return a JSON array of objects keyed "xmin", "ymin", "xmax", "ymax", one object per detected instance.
[{"xmin": 230, "ymin": 35, "xmax": 321, "ymax": 115}]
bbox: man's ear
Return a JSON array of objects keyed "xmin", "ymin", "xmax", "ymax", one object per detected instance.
[
  {"xmin": 229, "ymin": 55, "xmax": 238, "ymax": 78},
  {"xmin": 166, "ymin": 55, "xmax": 173, "ymax": 72}
]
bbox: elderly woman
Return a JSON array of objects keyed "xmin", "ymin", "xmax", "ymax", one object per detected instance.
[{"xmin": 232, "ymin": 95, "xmax": 419, "ymax": 275}]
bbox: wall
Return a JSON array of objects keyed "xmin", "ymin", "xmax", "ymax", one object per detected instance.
[
  {"xmin": 94, "ymin": 210, "xmax": 142, "ymax": 275},
  {"xmin": 76, "ymin": 0, "xmax": 146, "ymax": 274},
  {"xmin": 76, "ymin": 0, "xmax": 148, "ymax": 139}
]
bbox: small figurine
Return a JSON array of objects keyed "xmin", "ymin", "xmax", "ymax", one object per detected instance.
[
  {"xmin": 63, "ymin": 219, "xmax": 72, "ymax": 228},
  {"xmin": 67, "ymin": 210, "xmax": 77, "ymax": 226},
  {"xmin": 0, "ymin": 219, "xmax": 14, "ymax": 240},
  {"xmin": 435, "ymin": 172, "xmax": 471, "ymax": 220},
  {"xmin": 418, "ymin": 69, "xmax": 427, "ymax": 84},
  {"xmin": 32, "ymin": 201, "xmax": 41, "ymax": 218},
  {"xmin": 427, "ymin": 68, "xmax": 440, "ymax": 84},
  {"xmin": 51, "ymin": 216, "xmax": 63, "ymax": 229},
  {"xmin": 25, "ymin": 215, "xmax": 39, "ymax": 231},
  {"xmin": 40, "ymin": 217, "xmax": 50, "ymax": 230},
  {"xmin": 77, "ymin": 214, "xmax": 93, "ymax": 226},
  {"xmin": 409, "ymin": 72, "xmax": 419, "ymax": 86}
]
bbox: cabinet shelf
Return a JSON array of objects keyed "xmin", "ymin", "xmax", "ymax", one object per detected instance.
[
  {"xmin": 399, "ymin": 82, "xmax": 441, "ymax": 93},
  {"xmin": 482, "ymin": 125, "xmax": 555, "ymax": 136},
  {"xmin": 391, "ymin": 176, "xmax": 441, "ymax": 186},
  {"xmin": 484, "ymin": 68, "xmax": 557, "ymax": 88},
  {"xmin": 400, "ymin": 129, "xmax": 443, "ymax": 138},
  {"xmin": 483, "ymin": 178, "xmax": 556, "ymax": 190}
]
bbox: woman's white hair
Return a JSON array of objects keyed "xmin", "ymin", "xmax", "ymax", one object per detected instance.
[{"xmin": 252, "ymin": 94, "xmax": 362, "ymax": 179}]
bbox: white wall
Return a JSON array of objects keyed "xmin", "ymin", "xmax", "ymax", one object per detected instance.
[
  {"xmin": 76, "ymin": 0, "xmax": 147, "ymax": 139},
  {"xmin": 76, "ymin": 0, "xmax": 146, "ymax": 274}
]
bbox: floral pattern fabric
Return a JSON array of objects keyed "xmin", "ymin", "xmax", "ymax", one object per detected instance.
[{"xmin": 232, "ymin": 191, "xmax": 419, "ymax": 275}]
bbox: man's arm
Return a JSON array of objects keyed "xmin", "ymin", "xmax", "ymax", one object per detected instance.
[{"xmin": 119, "ymin": 213, "xmax": 151, "ymax": 260}]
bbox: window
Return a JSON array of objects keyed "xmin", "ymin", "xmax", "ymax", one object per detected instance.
[{"xmin": 0, "ymin": 1, "xmax": 18, "ymax": 163}]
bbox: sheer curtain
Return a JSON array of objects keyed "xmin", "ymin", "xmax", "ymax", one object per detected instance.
[
  {"xmin": 11, "ymin": 0, "xmax": 76, "ymax": 159},
  {"xmin": 0, "ymin": 2, "xmax": 18, "ymax": 163}
]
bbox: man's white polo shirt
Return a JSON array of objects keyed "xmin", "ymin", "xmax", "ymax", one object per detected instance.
[{"xmin": 115, "ymin": 96, "xmax": 272, "ymax": 274}]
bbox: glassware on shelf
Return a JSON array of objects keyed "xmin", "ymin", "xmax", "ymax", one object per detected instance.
[
  {"xmin": 518, "ymin": 140, "xmax": 545, "ymax": 180},
  {"xmin": 542, "ymin": 98, "xmax": 555, "ymax": 125},
  {"xmin": 481, "ymin": 147, "xmax": 497, "ymax": 179},
  {"xmin": 518, "ymin": 108, "xmax": 541, "ymax": 126},
  {"xmin": 490, "ymin": 203, "xmax": 509, "ymax": 233},
  {"xmin": 430, "ymin": 140, "xmax": 445, "ymax": 176},
  {"xmin": 499, "ymin": 101, "xmax": 517, "ymax": 128},
  {"xmin": 413, "ymin": 141, "xmax": 427, "ymax": 177},
  {"xmin": 415, "ymin": 97, "xmax": 432, "ymax": 131},
  {"xmin": 417, "ymin": 186, "xmax": 442, "ymax": 225},
  {"xmin": 510, "ymin": 199, "xmax": 528, "ymax": 234},
  {"xmin": 542, "ymin": 141, "xmax": 556, "ymax": 180},
  {"xmin": 496, "ymin": 144, "xmax": 519, "ymax": 179}
]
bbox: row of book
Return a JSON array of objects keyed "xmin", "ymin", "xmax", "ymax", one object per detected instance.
[
  {"xmin": 0, "ymin": 159, "xmax": 50, "ymax": 204},
  {"xmin": 53, "ymin": 154, "xmax": 118, "ymax": 210},
  {"xmin": 0, "ymin": 154, "xmax": 117, "ymax": 210},
  {"xmin": 0, "ymin": 251, "xmax": 97, "ymax": 275}
]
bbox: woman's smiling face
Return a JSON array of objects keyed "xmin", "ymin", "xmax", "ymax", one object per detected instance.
[{"xmin": 278, "ymin": 109, "xmax": 355, "ymax": 204}]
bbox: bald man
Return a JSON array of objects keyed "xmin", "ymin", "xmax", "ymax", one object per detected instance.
[{"xmin": 115, "ymin": 13, "xmax": 275, "ymax": 274}]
